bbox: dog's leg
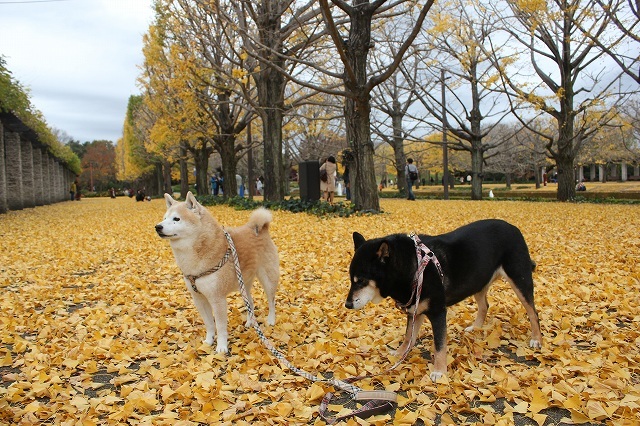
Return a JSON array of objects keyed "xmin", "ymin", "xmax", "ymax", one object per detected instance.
[
  {"xmin": 427, "ymin": 309, "xmax": 447, "ymax": 381},
  {"xmin": 189, "ymin": 290, "xmax": 217, "ymax": 346},
  {"xmin": 465, "ymin": 285, "xmax": 490, "ymax": 332},
  {"xmin": 507, "ymin": 281, "xmax": 542, "ymax": 348},
  {"xmin": 209, "ymin": 298, "xmax": 229, "ymax": 353},
  {"xmin": 502, "ymin": 257, "xmax": 542, "ymax": 348},
  {"xmin": 257, "ymin": 268, "xmax": 278, "ymax": 326},
  {"xmin": 241, "ymin": 283, "xmax": 258, "ymax": 328}
]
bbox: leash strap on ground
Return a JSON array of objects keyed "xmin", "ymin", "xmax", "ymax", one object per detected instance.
[{"xmin": 222, "ymin": 230, "xmax": 397, "ymax": 423}]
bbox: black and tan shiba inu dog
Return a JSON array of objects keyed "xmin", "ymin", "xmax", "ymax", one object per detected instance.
[{"xmin": 346, "ymin": 219, "xmax": 542, "ymax": 380}]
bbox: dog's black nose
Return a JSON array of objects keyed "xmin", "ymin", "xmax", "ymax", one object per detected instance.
[
  {"xmin": 155, "ymin": 224, "xmax": 163, "ymax": 232},
  {"xmin": 345, "ymin": 300, "xmax": 353, "ymax": 309}
]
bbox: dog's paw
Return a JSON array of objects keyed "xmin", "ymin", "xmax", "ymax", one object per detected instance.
[
  {"xmin": 430, "ymin": 371, "xmax": 445, "ymax": 382},
  {"xmin": 267, "ymin": 313, "xmax": 276, "ymax": 326},
  {"xmin": 215, "ymin": 343, "xmax": 229, "ymax": 354},
  {"xmin": 464, "ymin": 325, "xmax": 475, "ymax": 332},
  {"xmin": 529, "ymin": 339, "xmax": 541, "ymax": 349},
  {"xmin": 203, "ymin": 336, "xmax": 215, "ymax": 346},
  {"xmin": 245, "ymin": 318, "xmax": 258, "ymax": 328}
]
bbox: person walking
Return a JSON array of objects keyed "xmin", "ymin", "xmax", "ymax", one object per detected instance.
[
  {"xmin": 210, "ymin": 175, "xmax": 217, "ymax": 195},
  {"xmin": 74, "ymin": 179, "xmax": 82, "ymax": 200},
  {"xmin": 69, "ymin": 179, "xmax": 77, "ymax": 201},
  {"xmin": 405, "ymin": 158, "xmax": 418, "ymax": 201},
  {"xmin": 343, "ymin": 165, "xmax": 351, "ymax": 201},
  {"xmin": 236, "ymin": 174, "xmax": 244, "ymax": 197},
  {"xmin": 256, "ymin": 176, "xmax": 264, "ymax": 195},
  {"xmin": 320, "ymin": 156, "xmax": 337, "ymax": 203}
]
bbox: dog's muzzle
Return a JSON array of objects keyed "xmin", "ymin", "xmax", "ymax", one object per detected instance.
[{"xmin": 155, "ymin": 224, "xmax": 169, "ymax": 237}]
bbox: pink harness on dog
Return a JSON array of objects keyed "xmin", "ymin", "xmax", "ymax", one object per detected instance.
[{"xmin": 396, "ymin": 233, "xmax": 445, "ymax": 313}]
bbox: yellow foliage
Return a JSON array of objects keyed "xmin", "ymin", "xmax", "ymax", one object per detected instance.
[
  {"xmin": 515, "ymin": 0, "xmax": 547, "ymax": 14},
  {"xmin": 0, "ymin": 198, "xmax": 639, "ymax": 424}
]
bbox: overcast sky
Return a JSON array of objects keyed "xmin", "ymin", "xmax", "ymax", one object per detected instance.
[{"xmin": 0, "ymin": 0, "xmax": 154, "ymax": 143}]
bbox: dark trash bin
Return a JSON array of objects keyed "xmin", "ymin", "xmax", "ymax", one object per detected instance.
[{"xmin": 298, "ymin": 160, "xmax": 320, "ymax": 201}]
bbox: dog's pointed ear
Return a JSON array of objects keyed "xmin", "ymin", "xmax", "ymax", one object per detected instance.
[
  {"xmin": 353, "ymin": 232, "xmax": 366, "ymax": 250},
  {"xmin": 185, "ymin": 191, "xmax": 200, "ymax": 211},
  {"xmin": 164, "ymin": 193, "xmax": 176, "ymax": 209},
  {"xmin": 377, "ymin": 241, "xmax": 390, "ymax": 263}
]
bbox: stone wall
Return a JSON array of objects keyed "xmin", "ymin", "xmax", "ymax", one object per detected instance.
[{"xmin": 0, "ymin": 112, "xmax": 76, "ymax": 213}]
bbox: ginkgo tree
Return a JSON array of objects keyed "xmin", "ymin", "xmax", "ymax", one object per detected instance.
[
  {"xmin": 316, "ymin": 0, "xmax": 436, "ymax": 212},
  {"xmin": 165, "ymin": 0, "xmax": 260, "ymax": 198},
  {"xmin": 283, "ymin": 89, "xmax": 345, "ymax": 165},
  {"xmin": 223, "ymin": 0, "xmax": 334, "ymax": 201},
  {"xmin": 408, "ymin": 0, "xmax": 514, "ymax": 200},
  {"xmin": 574, "ymin": 0, "xmax": 640, "ymax": 84},
  {"xmin": 137, "ymin": 2, "xmax": 256, "ymax": 198},
  {"xmin": 488, "ymin": 0, "xmax": 634, "ymax": 201},
  {"xmin": 370, "ymin": 44, "xmax": 429, "ymax": 198},
  {"xmin": 116, "ymin": 95, "xmax": 167, "ymax": 195},
  {"xmin": 136, "ymin": 16, "xmax": 194, "ymax": 198}
]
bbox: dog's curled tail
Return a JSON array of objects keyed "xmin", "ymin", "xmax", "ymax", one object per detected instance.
[{"xmin": 248, "ymin": 207, "xmax": 273, "ymax": 234}]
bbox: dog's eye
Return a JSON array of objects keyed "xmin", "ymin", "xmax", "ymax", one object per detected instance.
[
  {"xmin": 173, "ymin": 217, "xmax": 180, "ymax": 222},
  {"xmin": 353, "ymin": 277, "xmax": 367, "ymax": 287}
]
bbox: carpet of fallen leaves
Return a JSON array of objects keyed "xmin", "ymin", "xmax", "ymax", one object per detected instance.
[{"xmin": 0, "ymin": 197, "xmax": 639, "ymax": 426}]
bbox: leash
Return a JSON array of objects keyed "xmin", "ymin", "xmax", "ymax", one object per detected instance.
[
  {"xmin": 320, "ymin": 234, "xmax": 445, "ymax": 421},
  {"xmin": 221, "ymin": 229, "xmax": 442, "ymax": 423}
]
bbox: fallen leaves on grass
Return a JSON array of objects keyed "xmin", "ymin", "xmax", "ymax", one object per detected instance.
[{"xmin": 0, "ymin": 198, "xmax": 638, "ymax": 425}]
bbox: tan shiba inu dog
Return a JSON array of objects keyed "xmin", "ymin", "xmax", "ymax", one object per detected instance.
[{"xmin": 156, "ymin": 192, "xmax": 279, "ymax": 353}]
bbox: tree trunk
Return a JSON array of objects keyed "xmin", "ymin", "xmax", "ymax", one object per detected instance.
[
  {"xmin": 255, "ymin": 3, "xmax": 285, "ymax": 202},
  {"xmin": 554, "ymin": 111, "xmax": 577, "ymax": 201},
  {"xmin": 470, "ymin": 146, "xmax": 483, "ymax": 200},
  {"xmin": 217, "ymin": 135, "xmax": 238, "ymax": 198},
  {"xmin": 155, "ymin": 163, "xmax": 163, "ymax": 196},
  {"xmin": 247, "ymin": 122, "xmax": 254, "ymax": 199},
  {"xmin": 162, "ymin": 159, "xmax": 172, "ymax": 195},
  {"xmin": 342, "ymin": 4, "xmax": 379, "ymax": 212},
  {"xmin": 258, "ymin": 80, "xmax": 284, "ymax": 201},
  {"xmin": 391, "ymin": 105, "xmax": 407, "ymax": 197},
  {"xmin": 346, "ymin": 96, "xmax": 380, "ymax": 212},
  {"xmin": 191, "ymin": 141, "xmax": 211, "ymax": 196},
  {"xmin": 180, "ymin": 142, "xmax": 189, "ymax": 199},
  {"xmin": 394, "ymin": 149, "xmax": 407, "ymax": 198},
  {"xmin": 556, "ymin": 156, "xmax": 575, "ymax": 201},
  {"xmin": 467, "ymin": 68, "xmax": 483, "ymax": 200}
]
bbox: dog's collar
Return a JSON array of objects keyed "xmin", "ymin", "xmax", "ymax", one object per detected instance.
[{"xmin": 184, "ymin": 246, "xmax": 232, "ymax": 293}]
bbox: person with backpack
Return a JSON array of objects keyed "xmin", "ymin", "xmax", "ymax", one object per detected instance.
[{"xmin": 405, "ymin": 158, "xmax": 418, "ymax": 201}]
